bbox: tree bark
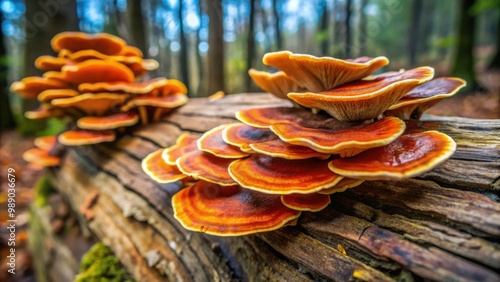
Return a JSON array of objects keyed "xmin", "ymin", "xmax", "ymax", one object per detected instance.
[
  {"xmin": 47, "ymin": 93, "xmax": 500, "ymax": 282},
  {"xmin": 207, "ymin": 0, "xmax": 225, "ymax": 95},
  {"xmin": 451, "ymin": 0, "xmax": 478, "ymax": 91}
]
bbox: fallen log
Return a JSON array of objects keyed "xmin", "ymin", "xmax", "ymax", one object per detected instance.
[{"xmin": 47, "ymin": 93, "xmax": 500, "ymax": 281}]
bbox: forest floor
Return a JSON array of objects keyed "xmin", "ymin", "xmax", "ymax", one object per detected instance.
[{"xmin": 0, "ymin": 86, "xmax": 498, "ymax": 281}]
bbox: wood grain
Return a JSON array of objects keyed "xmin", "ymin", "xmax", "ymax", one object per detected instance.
[{"xmin": 48, "ymin": 93, "xmax": 500, "ymax": 282}]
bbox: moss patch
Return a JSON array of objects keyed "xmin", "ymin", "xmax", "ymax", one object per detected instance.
[
  {"xmin": 75, "ymin": 243, "xmax": 134, "ymax": 282},
  {"xmin": 34, "ymin": 175, "xmax": 55, "ymax": 207}
]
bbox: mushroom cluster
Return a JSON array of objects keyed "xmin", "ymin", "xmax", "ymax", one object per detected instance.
[
  {"xmin": 11, "ymin": 32, "xmax": 188, "ymax": 168},
  {"xmin": 142, "ymin": 51, "xmax": 465, "ymax": 236}
]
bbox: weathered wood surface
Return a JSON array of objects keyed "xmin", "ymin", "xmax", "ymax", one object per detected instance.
[{"xmin": 48, "ymin": 93, "xmax": 500, "ymax": 282}]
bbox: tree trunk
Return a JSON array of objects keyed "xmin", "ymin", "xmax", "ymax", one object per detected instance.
[
  {"xmin": 358, "ymin": 0, "xmax": 368, "ymax": 57},
  {"xmin": 46, "ymin": 93, "xmax": 500, "ymax": 282},
  {"xmin": 408, "ymin": 0, "xmax": 423, "ymax": 67},
  {"xmin": 245, "ymin": 0, "xmax": 257, "ymax": 92},
  {"xmin": 333, "ymin": 0, "xmax": 342, "ymax": 57},
  {"xmin": 272, "ymin": 0, "xmax": 283, "ymax": 50},
  {"xmin": 487, "ymin": 11, "xmax": 500, "ymax": 70},
  {"xmin": 418, "ymin": 0, "xmax": 435, "ymax": 61},
  {"xmin": 451, "ymin": 0, "xmax": 478, "ymax": 91},
  {"xmin": 178, "ymin": 0, "xmax": 190, "ymax": 94},
  {"xmin": 0, "ymin": 8, "xmax": 15, "ymax": 131},
  {"xmin": 21, "ymin": 0, "xmax": 79, "ymax": 135},
  {"xmin": 207, "ymin": 0, "xmax": 225, "ymax": 94},
  {"xmin": 195, "ymin": 0, "xmax": 205, "ymax": 97},
  {"xmin": 127, "ymin": 0, "xmax": 147, "ymax": 55},
  {"xmin": 344, "ymin": 0, "xmax": 352, "ymax": 58},
  {"xmin": 318, "ymin": 0, "xmax": 329, "ymax": 56}
]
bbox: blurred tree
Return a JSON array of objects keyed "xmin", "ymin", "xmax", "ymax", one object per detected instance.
[
  {"xmin": 21, "ymin": 0, "xmax": 79, "ymax": 135},
  {"xmin": 127, "ymin": 0, "xmax": 147, "ymax": 54},
  {"xmin": 488, "ymin": 12, "xmax": 500, "ymax": 70},
  {"xmin": 451, "ymin": 0, "xmax": 478, "ymax": 91},
  {"xmin": 418, "ymin": 0, "xmax": 435, "ymax": 62},
  {"xmin": 358, "ymin": 0, "xmax": 368, "ymax": 56},
  {"xmin": 179, "ymin": 0, "xmax": 190, "ymax": 93},
  {"xmin": 245, "ymin": 0, "xmax": 256, "ymax": 92},
  {"xmin": 470, "ymin": 0, "xmax": 500, "ymax": 70},
  {"xmin": 318, "ymin": 0, "xmax": 329, "ymax": 56},
  {"xmin": 345, "ymin": 0, "xmax": 352, "ymax": 58},
  {"xmin": 1, "ymin": 8, "xmax": 15, "ymax": 131},
  {"xmin": 272, "ymin": 0, "xmax": 283, "ymax": 49},
  {"xmin": 408, "ymin": 0, "xmax": 423, "ymax": 67},
  {"xmin": 196, "ymin": 0, "xmax": 205, "ymax": 96},
  {"xmin": 207, "ymin": 0, "xmax": 224, "ymax": 94}
]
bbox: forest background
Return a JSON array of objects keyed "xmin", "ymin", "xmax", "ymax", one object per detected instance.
[{"xmin": 0, "ymin": 0, "xmax": 499, "ymax": 134}]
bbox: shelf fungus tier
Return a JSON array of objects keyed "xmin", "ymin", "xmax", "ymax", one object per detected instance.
[
  {"xmin": 140, "ymin": 50, "xmax": 462, "ymax": 237},
  {"xmin": 328, "ymin": 131, "xmax": 457, "ymax": 180},
  {"xmin": 262, "ymin": 51, "xmax": 389, "ymax": 92},
  {"xmin": 142, "ymin": 149, "xmax": 187, "ymax": 184},
  {"xmin": 270, "ymin": 116, "xmax": 406, "ymax": 157},
  {"xmin": 228, "ymin": 154, "xmax": 343, "ymax": 194},
  {"xmin": 287, "ymin": 67, "xmax": 435, "ymax": 121},
  {"xmin": 197, "ymin": 124, "xmax": 250, "ymax": 158},
  {"xmin": 280, "ymin": 193, "xmax": 331, "ymax": 212},
  {"xmin": 222, "ymin": 123, "xmax": 278, "ymax": 153},
  {"xmin": 385, "ymin": 77, "xmax": 467, "ymax": 120},
  {"xmin": 177, "ymin": 150, "xmax": 238, "ymax": 186},
  {"xmin": 172, "ymin": 181, "xmax": 302, "ymax": 236},
  {"xmin": 11, "ymin": 31, "xmax": 190, "ymax": 169}
]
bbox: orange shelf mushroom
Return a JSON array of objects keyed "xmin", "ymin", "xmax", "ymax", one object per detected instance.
[
  {"xmin": 162, "ymin": 133, "xmax": 199, "ymax": 165},
  {"xmin": 281, "ymin": 193, "xmax": 331, "ymax": 212},
  {"xmin": 288, "ymin": 67, "xmax": 435, "ymax": 121},
  {"xmin": 142, "ymin": 149, "xmax": 187, "ymax": 184},
  {"xmin": 222, "ymin": 123, "xmax": 278, "ymax": 153},
  {"xmin": 172, "ymin": 181, "xmax": 301, "ymax": 236},
  {"xmin": 58, "ymin": 130, "xmax": 116, "ymax": 146},
  {"xmin": 177, "ymin": 150, "xmax": 237, "ymax": 186},
  {"xmin": 22, "ymin": 148, "xmax": 61, "ymax": 168},
  {"xmin": 51, "ymin": 32, "xmax": 127, "ymax": 55},
  {"xmin": 270, "ymin": 116, "xmax": 406, "ymax": 157},
  {"xmin": 262, "ymin": 51, "xmax": 389, "ymax": 92},
  {"xmin": 140, "ymin": 50, "xmax": 463, "ymax": 237},
  {"xmin": 77, "ymin": 112, "xmax": 139, "ymax": 130},
  {"xmin": 385, "ymin": 77, "xmax": 467, "ymax": 120},
  {"xmin": 328, "ymin": 131, "xmax": 456, "ymax": 180},
  {"xmin": 228, "ymin": 154, "xmax": 342, "ymax": 194},
  {"xmin": 197, "ymin": 124, "xmax": 250, "ymax": 158},
  {"xmin": 11, "ymin": 31, "xmax": 189, "ymax": 168}
]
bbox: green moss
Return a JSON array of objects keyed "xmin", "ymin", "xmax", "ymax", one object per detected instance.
[
  {"xmin": 75, "ymin": 243, "xmax": 134, "ymax": 282},
  {"xmin": 34, "ymin": 175, "xmax": 55, "ymax": 207}
]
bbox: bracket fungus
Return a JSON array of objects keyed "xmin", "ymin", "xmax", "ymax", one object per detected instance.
[
  {"xmin": 11, "ymin": 31, "xmax": 188, "ymax": 168},
  {"xmin": 172, "ymin": 181, "xmax": 301, "ymax": 236},
  {"xmin": 197, "ymin": 124, "xmax": 250, "ymax": 158},
  {"xmin": 142, "ymin": 149, "xmax": 187, "ymax": 184},
  {"xmin": 385, "ymin": 77, "xmax": 467, "ymax": 120},
  {"xmin": 142, "ymin": 50, "xmax": 463, "ymax": 237},
  {"xmin": 222, "ymin": 123, "xmax": 278, "ymax": 153},
  {"xmin": 328, "ymin": 131, "xmax": 457, "ymax": 180}
]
